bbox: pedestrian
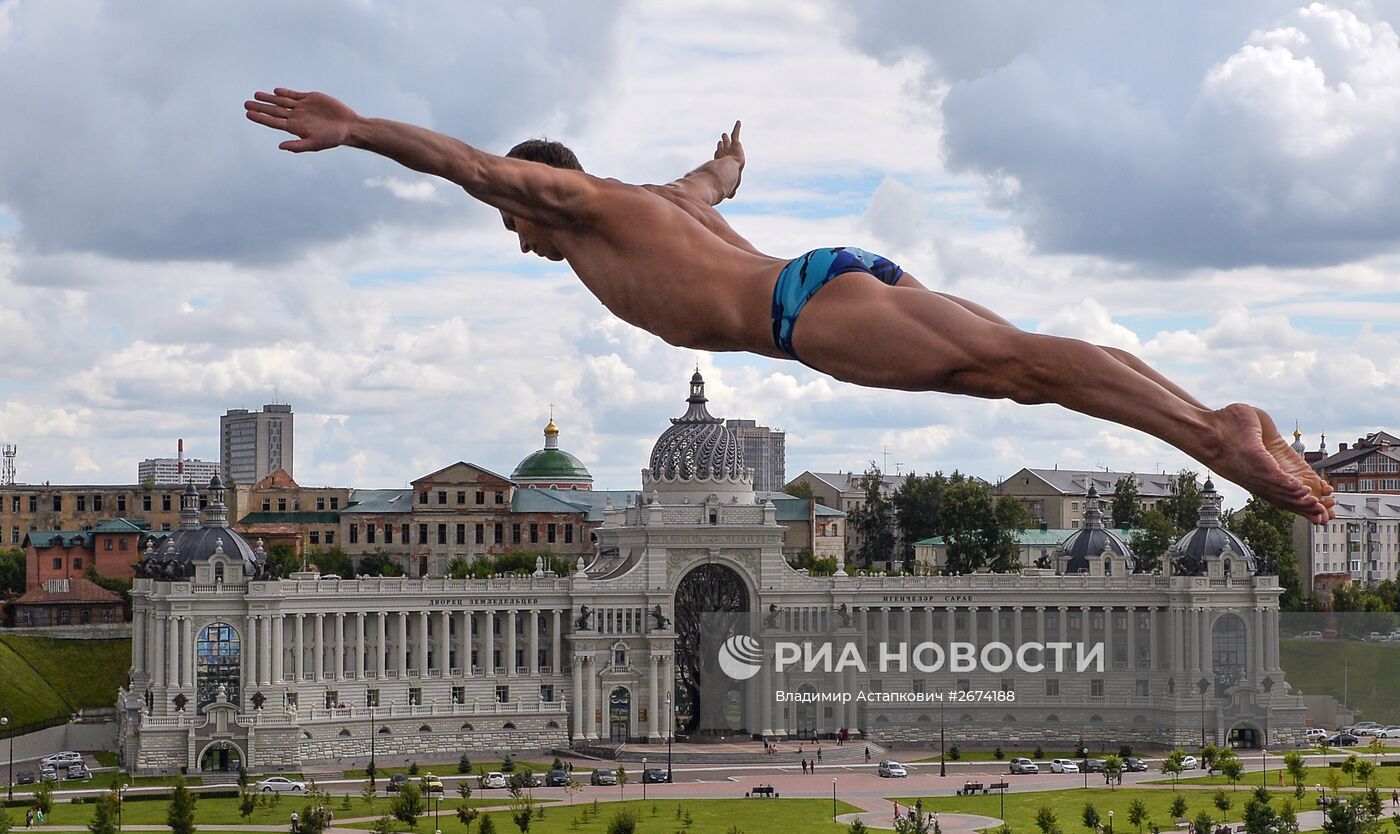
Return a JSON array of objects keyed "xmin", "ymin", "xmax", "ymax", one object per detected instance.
[
  {"xmin": 25, "ymin": 808, "xmax": 33, "ymax": 828},
  {"xmin": 865, "ymin": 746, "xmax": 871, "ymax": 763},
  {"xmin": 1392, "ymin": 788, "xmax": 1398, "ymax": 807},
  {"xmin": 818, "ymin": 745, "xmax": 823, "ymax": 762},
  {"xmin": 894, "ymin": 802, "xmax": 901, "ymax": 823}
]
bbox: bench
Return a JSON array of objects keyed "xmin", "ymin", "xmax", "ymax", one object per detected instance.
[
  {"xmin": 957, "ymin": 781, "xmax": 987, "ymax": 796},
  {"xmin": 746, "ymin": 785, "xmax": 778, "ymax": 798}
]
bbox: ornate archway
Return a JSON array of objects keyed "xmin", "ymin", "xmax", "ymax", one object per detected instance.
[
  {"xmin": 673, "ymin": 563, "xmax": 750, "ymax": 736},
  {"xmin": 196, "ymin": 739, "xmax": 245, "ymax": 773}
]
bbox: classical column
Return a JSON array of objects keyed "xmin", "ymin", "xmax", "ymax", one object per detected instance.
[
  {"xmin": 294, "ymin": 614, "xmax": 305, "ymax": 682},
  {"xmin": 483, "ymin": 610, "xmax": 496, "ymax": 675},
  {"xmin": 990, "ymin": 606, "xmax": 1002, "ymax": 645},
  {"xmin": 397, "ymin": 611, "xmax": 408, "ymax": 678},
  {"xmin": 132, "ymin": 606, "xmax": 146, "ymax": 673},
  {"xmin": 1013, "ymin": 606, "xmax": 1024, "ymax": 650},
  {"xmin": 376, "ymin": 612, "xmax": 387, "ymax": 678},
  {"xmin": 152, "ymin": 614, "xmax": 166, "ymax": 687},
  {"xmin": 1079, "ymin": 606, "xmax": 1092, "ymax": 652},
  {"xmin": 901, "ymin": 607, "xmax": 913, "ymax": 650},
  {"xmin": 878, "ymin": 607, "xmax": 890, "ymax": 657},
  {"xmin": 945, "ymin": 606, "xmax": 955, "ymax": 641},
  {"xmin": 1187, "ymin": 608, "xmax": 1201, "ymax": 676},
  {"xmin": 355, "ymin": 612, "xmax": 366, "ymax": 679},
  {"xmin": 183, "ymin": 616, "xmax": 196, "ymax": 689},
  {"xmin": 528, "ymin": 610, "xmax": 540, "ymax": 675},
  {"xmin": 1127, "ymin": 607, "xmax": 1139, "ymax": 670},
  {"xmin": 1268, "ymin": 609, "xmax": 1281, "ymax": 672},
  {"xmin": 272, "ymin": 614, "xmax": 285, "ymax": 684},
  {"xmin": 551, "ymin": 609, "xmax": 562, "ymax": 674},
  {"xmin": 1171, "ymin": 608, "xmax": 1186, "ymax": 675},
  {"xmin": 1036, "ymin": 606, "xmax": 1046, "ymax": 645},
  {"xmin": 314, "ymin": 613, "xmax": 326, "ymax": 681},
  {"xmin": 1199, "ymin": 609, "xmax": 1211, "ymax": 678},
  {"xmin": 242, "ymin": 616, "xmax": 254, "ymax": 694},
  {"xmin": 439, "ymin": 610, "xmax": 451, "ymax": 673},
  {"xmin": 968, "ymin": 605, "xmax": 979, "ymax": 645},
  {"xmin": 648, "ymin": 653, "xmax": 661, "ymax": 739},
  {"xmin": 759, "ymin": 650, "xmax": 774, "ymax": 737},
  {"xmin": 334, "ymin": 613, "xmax": 346, "ymax": 680},
  {"xmin": 505, "ymin": 610, "xmax": 518, "ymax": 676},
  {"xmin": 1057, "ymin": 606, "xmax": 1068, "ymax": 643},
  {"xmin": 461, "ymin": 610, "xmax": 474, "ymax": 676},
  {"xmin": 1252, "ymin": 608, "xmax": 1265, "ymax": 684},
  {"xmin": 571, "ymin": 656, "xmax": 585, "ymax": 740},
  {"xmin": 168, "ymin": 616, "xmax": 182, "ymax": 688},
  {"xmin": 925, "ymin": 607, "xmax": 936, "ymax": 645},
  {"xmin": 584, "ymin": 656, "xmax": 598, "ymax": 739},
  {"xmin": 1103, "ymin": 607, "xmax": 1114, "ymax": 669},
  {"xmin": 417, "ymin": 611, "xmax": 429, "ymax": 676}
]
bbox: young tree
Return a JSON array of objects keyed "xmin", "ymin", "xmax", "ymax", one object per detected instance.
[
  {"xmin": 511, "ymin": 794, "xmax": 535, "ymax": 834},
  {"xmin": 1082, "ymin": 803, "xmax": 1101, "ymax": 833},
  {"xmin": 34, "ymin": 781, "xmax": 55, "ymax": 815},
  {"xmin": 1214, "ymin": 790, "xmax": 1233, "ymax": 822},
  {"xmin": 360, "ymin": 779, "xmax": 377, "ymax": 812},
  {"xmin": 167, "ymin": 776, "xmax": 198, "ymax": 834},
  {"xmin": 1103, "ymin": 755, "xmax": 1124, "ymax": 788},
  {"xmin": 615, "ymin": 765, "xmax": 629, "ymax": 801},
  {"xmin": 240, "ymin": 785, "xmax": 260, "ymax": 821},
  {"xmin": 1342, "ymin": 754, "xmax": 1359, "ymax": 786},
  {"xmin": 1215, "ymin": 748, "xmax": 1243, "ymax": 789},
  {"xmin": 457, "ymin": 805, "xmax": 480, "ymax": 833},
  {"xmin": 479, "ymin": 815, "xmax": 498, "ymax": 834},
  {"xmin": 1035, "ymin": 807, "xmax": 1061, "ymax": 834},
  {"xmin": 1242, "ymin": 789, "xmax": 1277, "ymax": 834},
  {"xmin": 1354, "ymin": 759, "xmax": 1375, "ymax": 788},
  {"xmin": 391, "ymin": 781, "xmax": 424, "ymax": 829},
  {"xmin": 370, "ymin": 817, "xmax": 396, "ymax": 834},
  {"xmin": 1170, "ymin": 796, "xmax": 1189, "ymax": 821},
  {"xmin": 1190, "ymin": 811, "xmax": 1214, "ymax": 834},
  {"xmin": 606, "ymin": 809, "xmax": 638, "ymax": 834},
  {"xmin": 1161, "ymin": 749, "xmax": 1186, "ymax": 788},
  {"xmin": 1111, "ymin": 476, "xmax": 1144, "ymax": 528},
  {"xmin": 1367, "ymin": 737, "xmax": 1384, "ymax": 763},
  {"xmin": 88, "ymin": 790, "xmax": 121, "ymax": 834},
  {"xmin": 1201, "ymin": 743, "xmax": 1221, "ymax": 775},
  {"xmin": 1127, "ymin": 799, "xmax": 1149, "ymax": 834},
  {"xmin": 847, "ymin": 464, "xmax": 898, "ymax": 570}
]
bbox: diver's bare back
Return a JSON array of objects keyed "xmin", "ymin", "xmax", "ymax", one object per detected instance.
[{"xmin": 555, "ymin": 179, "xmax": 785, "ymax": 356}]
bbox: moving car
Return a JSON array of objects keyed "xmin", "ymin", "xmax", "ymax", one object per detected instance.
[
  {"xmin": 387, "ymin": 774, "xmax": 413, "ymax": 793},
  {"xmin": 642, "ymin": 768, "xmax": 669, "ymax": 784},
  {"xmin": 419, "ymin": 774, "xmax": 444, "ymax": 793},
  {"xmin": 1124, "ymin": 757, "xmax": 1148, "ymax": 772},
  {"xmin": 1181, "ymin": 756, "xmax": 1199, "ymax": 770},
  {"xmin": 590, "ymin": 769, "xmax": 618, "ymax": 786},
  {"xmin": 546, "ymin": 769, "xmax": 572, "ymax": 787},
  {"xmin": 1374, "ymin": 726, "xmax": 1400, "ymax": 739},
  {"xmin": 480, "ymin": 772, "xmax": 508, "ymax": 789},
  {"xmin": 1050, "ymin": 759, "xmax": 1080, "ymax": 774},
  {"xmin": 877, "ymin": 761, "xmax": 908, "ymax": 778},
  {"xmin": 1326, "ymin": 733, "xmax": 1359, "ymax": 747},
  {"xmin": 1009, "ymin": 758, "xmax": 1039, "ymax": 774},
  {"xmin": 1304, "ymin": 728, "xmax": 1330, "ymax": 742},
  {"xmin": 256, "ymin": 777, "xmax": 307, "ymax": 793}
]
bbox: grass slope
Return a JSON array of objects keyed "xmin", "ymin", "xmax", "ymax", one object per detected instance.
[
  {"xmin": 0, "ymin": 635, "xmax": 130, "ymax": 731},
  {"xmin": 1279, "ymin": 639, "xmax": 1400, "ymax": 723}
]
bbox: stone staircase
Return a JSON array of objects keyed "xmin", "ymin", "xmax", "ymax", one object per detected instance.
[{"xmin": 201, "ymin": 771, "xmax": 242, "ymax": 787}]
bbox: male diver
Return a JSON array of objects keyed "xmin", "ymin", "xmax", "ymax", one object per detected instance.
[{"xmin": 244, "ymin": 88, "xmax": 1335, "ymax": 524}]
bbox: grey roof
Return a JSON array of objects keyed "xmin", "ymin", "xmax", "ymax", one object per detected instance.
[
  {"xmin": 803, "ymin": 471, "xmax": 908, "ymax": 495},
  {"xmin": 648, "ymin": 372, "xmax": 746, "ymax": 481},
  {"xmin": 1169, "ymin": 479, "xmax": 1254, "ymax": 576},
  {"xmin": 145, "ymin": 525, "xmax": 259, "ymax": 578},
  {"xmin": 1312, "ymin": 443, "xmax": 1400, "ymax": 473},
  {"xmin": 530, "ymin": 489, "xmax": 638, "ymax": 522},
  {"xmin": 1057, "ymin": 486, "xmax": 1135, "ymax": 573},
  {"xmin": 1013, "ymin": 468, "xmax": 1181, "ymax": 497},
  {"xmin": 755, "ymin": 491, "xmax": 846, "ymax": 522},
  {"xmin": 510, "ymin": 489, "xmax": 593, "ymax": 515},
  {"xmin": 342, "ymin": 489, "xmax": 414, "ymax": 515},
  {"xmin": 1324, "ymin": 493, "xmax": 1400, "ymax": 518}
]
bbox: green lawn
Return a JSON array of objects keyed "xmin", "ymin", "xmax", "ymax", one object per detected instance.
[
  {"xmin": 0, "ymin": 635, "xmax": 131, "ymax": 732},
  {"xmin": 1161, "ymin": 764, "xmax": 1400, "ymax": 789},
  {"xmin": 342, "ymin": 798, "xmax": 862, "ymax": 834},
  {"xmin": 889, "ymin": 787, "xmax": 1308, "ymax": 833},
  {"xmin": 1279, "ymin": 639, "xmax": 1400, "ymax": 724},
  {"xmin": 34, "ymin": 794, "xmax": 525, "ymax": 827}
]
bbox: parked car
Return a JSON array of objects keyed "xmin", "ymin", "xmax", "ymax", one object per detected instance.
[
  {"xmin": 1124, "ymin": 757, "xmax": 1148, "ymax": 772},
  {"xmin": 1181, "ymin": 756, "xmax": 1199, "ymax": 770},
  {"xmin": 1050, "ymin": 759, "xmax": 1080, "ymax": 774},
  {"xmin": 1082, "ymin": 759, "xmax": 1106, "ymax": 773},
  {"xmin": 1299, "ymin": 631, "xmax": 1323, "ymax": 640},
  {"xmin": 419, "ymin": 774, "xmax": 444, "ymax": 793},
  {"xmin": 41, "ymin": 752, "xmax": 82, "ymax": 768},
  {"xmin": 15, "ymin": 771, "xmax": 35, "ymax": 785},
  {"xmin": 642, "ymin": 768, "xmax": 669, "ymax": 784},
  {"xmin": 877, "ymin": 761, "xmax": 908, "ymax": 778},
  {"xmin": 480, "ymin": 772, "xmax": 508, "ymax": 790},
  {"xmin": 1009, "ymin": 758, "xmax": 1039, "ymax": 774},
  {"xmin": 1304, "ymin": 728, "xmax": 1330, "ymax": 742},
  {"xmin": 1326, "ymin": 733, "xmax": 1359, "ymax": 747},
  {"xmin": 1374, "ymin": 726, "xmax": 1400, "ymax": 739},
  {"xmin": 387, "ymin": 774, "xmax": 413, "ymax": 793},
  {"xmin": 38, "ymin": 769, "xmax": 59, "ymax": 783},
  {"xmin": 590, "ymin": 769, "xmax": 618, "ymax": 787},
  {"xmin": 546, "ymin": 769, "xmax": 572, "ymax": 787},
  {"xmin": 509, "ymin": 771, "xmax": 541, "ymax": 789},
  {"xmin": 256, "ymin": 777, "xmax": 307, "ymax": 793},
  {"xmin": 64, "ymin": 765, "xmax": 89, "ymax": 781}
]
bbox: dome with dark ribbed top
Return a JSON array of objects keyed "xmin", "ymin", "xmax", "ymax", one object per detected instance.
[
  {"xmin": 1057, "ymin": 485, "xmax": 1136, "ymax": 574},
  {"xmin": 1169, "ymin": 479, "xmax": 1255, "ymax": 576},
  {"xmin": 136, "ymin": 474, "xmax": 261, "ymax": 578},
  {"xmin": 647, "ymin": 371, "xmax": 746, "ymax": 482}
]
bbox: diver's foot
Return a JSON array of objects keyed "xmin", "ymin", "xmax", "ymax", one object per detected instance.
[{"xmin": 1209, "ymin": 404, "xmax": 1335, "ymax": 525}]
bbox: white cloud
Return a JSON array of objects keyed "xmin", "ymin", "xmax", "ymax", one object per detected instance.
[{"xmin": 364, "ymin": 177, "xmax": 446, "ymax": 205}]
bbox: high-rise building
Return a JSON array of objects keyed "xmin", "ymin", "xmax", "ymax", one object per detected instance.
[
  {"xmin": 724, "ymin": 418, "xmax": 785, "ymax": 492},
  {"xmin": 138, "ymin": 457, "xmax": 220, "ymax": 486},
  {"xmin": 220, "ymin": 404, "xmax": 294, "ymax": 486}
]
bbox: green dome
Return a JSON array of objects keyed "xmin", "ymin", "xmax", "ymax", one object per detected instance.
[{"xmin": 513, "ymin": 448, "xmax": 591, "ymax": 480}]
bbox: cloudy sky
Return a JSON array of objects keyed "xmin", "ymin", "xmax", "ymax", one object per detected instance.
[{"xmin": 2, "ymin": 0, "xmax": 1399, "ymax": 509}]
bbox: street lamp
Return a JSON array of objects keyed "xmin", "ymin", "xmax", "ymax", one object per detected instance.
[
  {"xmin": 290, "ymin": 812, "xmax": 299, "ymax": 834},
  {"xmin": 939, "ymin": 694, "xmax": 946, "ymax": 778},
  {"xmin": 832, "ymin": 778, "xmax": 837, "ymax": 821},
  {"xmin": 1261, "ymin": 748, "xmax": 1268, "ymax": 788},
  {"xmin": 117, "ymin": 784, "xmax": 128, "ymax": 832},
  {"xmin": 1108, "ymin": 810, "xmax": 1114, "ymax": 834},
  {"xmin": 665, "ymin": 692, "xmax": 674, "ymax": 783},
  {"xmin": 1, "ymin": 714, "xmax": 11, "ymax": 801},
  {"xmin": 642, "ymin": 757, "xmax": 648, "ymax": 801},
  {"xmin": 367, "ymin": 703, "xmax": 377, "ymax": 790}
]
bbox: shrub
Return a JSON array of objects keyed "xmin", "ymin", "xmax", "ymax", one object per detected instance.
[
  {"xmin": 607, "ymin": 809, "xmax": 639, "ymax": 834},
  {"xmin": 407, "ymin": 761, "xmax": 420, "ymax": 776},
  {"xmin": 994, "ymin": 747, "xmax": 1006, "ymax": 760},
  {"xmin": 949, "ymin": 745, "xmax": 961, "ymax": 761},
  {"xmin": 1034, "ymin": 746, "xmax": 1046, "ymax": 760},
  {"xmin": 458, "ymin": 754, "xmax": 473, "ymax": 774},
  {"xmin": 1170, "ymin": 796, "xmax": 1188, "ymax": 820}
]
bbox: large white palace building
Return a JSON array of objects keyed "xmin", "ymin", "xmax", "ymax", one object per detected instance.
[{"xmin": 118, "ymin": 373, "xmax": 1306, "ymax": 774}]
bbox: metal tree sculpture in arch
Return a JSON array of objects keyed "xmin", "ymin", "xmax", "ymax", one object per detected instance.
[{"xmin": 673, "ymin": 562, "xmax": 750, "ymax": 736}]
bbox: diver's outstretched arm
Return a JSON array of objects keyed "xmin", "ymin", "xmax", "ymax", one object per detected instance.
[
  {"xmin": 664, "ymin": 121, "xmax": 745, "ymax": 206},
  {"xmin": 245, "ymin": 88, "xmax": 600, "ymax": 228}
]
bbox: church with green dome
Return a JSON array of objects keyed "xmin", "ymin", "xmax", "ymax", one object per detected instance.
[{"xmin": 511, "ymin": 415, "xmax": 593, "ymax": 490}]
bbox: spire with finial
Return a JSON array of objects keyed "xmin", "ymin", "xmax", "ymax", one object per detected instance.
[
  {"xmin": 1319, "ymin": 432, "xmax": 1327, "ymax": 455},
  {"xmin": 543, "ymin": 407, "xmax": 560, "ymax": 450},
  {"xmin": 1082, "ymin": 484, "xmax": 1105, "ymax": 529},
  {"xmin": 179, "ymin": 479, "xmax": 201, "ymax": 531},
  {"xmin": 1292, "ymin": 423, "xmax": 1306, "ymax": 455},
  {"xmin": 1196, "ymin": 478, "xmax": 1223, "ymax": 527},
  {"xmin": 202, "ymin": 474, "xmax": 229, "ymax": 527},
  {"xmin": 676, "ymin": 369, "xmax": 721, "ymax": 424}
]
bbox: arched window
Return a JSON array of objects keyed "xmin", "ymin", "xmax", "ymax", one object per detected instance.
[
  {"xmin": 503, "ymin": 722, "xmax": 516, "ymax": 730},
  {"xmin": 196, "ymin": 622, "xmax": 241, "ymax": 711},
  {"xmin": 546, "ymin": 720, "xmax": 560, "ymax": 729},
  {"xmin": 1212, "ymin": 613, "xmax": 1248, "ymax": 696},
  {"xmin": 419, "ymin": 724, "xmax": 432, "ymax": 733},
  {"xmin": 338, "ymin": 729, "xmax": 351, "ymax": 737},
  {"xmin": 214, "ymin": 562, "xmax": 225, "ymax": 583},
  {"xmin": 461, "ymin": 723, "xmax": 474, "ymax": 731}
]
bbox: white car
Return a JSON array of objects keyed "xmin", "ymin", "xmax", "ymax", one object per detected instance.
[
  {"xmin": 1050, "ymin": 759, "xmax": 1080, "ymax": 773},
  {"xmin": 1304, "ymin": 728, "xmax": 1330, "ymax": 741},
  {"xmin": 41, "ymin": 752, "xmax": 82, "ymax": 768},
  {"xmin": 1009, "ymin": 757, "xmax": 1039, "ymax": 774},
  {"xmin": 1374, "ymin": 726, "xmax": 1400, "ymax": 739},
  {"xmin": 480, "ymin": 772, "xmax": 508, "ymax": 789},
  {"xmin": 1299, "ymin": 631, "xmax": 1323, "ymax": 640},
  {"xmin": 877, "ymin": 760, "xmax": 908, "ymax": 778},
  {"xmin": 255, "ymin": 777, "xmax": 306, "ymax": 793},
  {"xmin": 1181, "ymin": 756, "xmax": 1199, "ymax": 770}
]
